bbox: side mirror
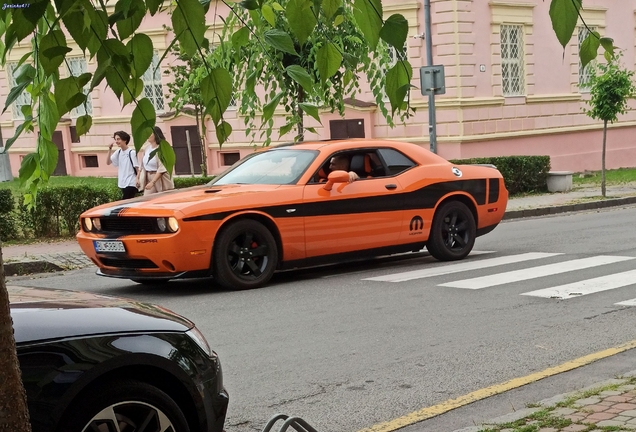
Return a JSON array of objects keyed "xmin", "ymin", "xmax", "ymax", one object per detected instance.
[{"xmin": 323, "ymin": 170, "xmax": 350, "ymax": 191}]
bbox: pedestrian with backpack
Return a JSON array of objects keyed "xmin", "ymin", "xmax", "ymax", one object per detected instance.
[{"xmin": 106, "ymin": 131, "xmax": 139, "ymax": 200}]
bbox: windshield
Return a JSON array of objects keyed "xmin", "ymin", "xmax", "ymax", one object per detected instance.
[{"xmin": 211, "ymin": 149, "xmax": 319, "ymax": 185}]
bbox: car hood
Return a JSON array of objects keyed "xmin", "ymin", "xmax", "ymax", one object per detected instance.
[
  {"xmin": 9, "ymin": 285, "xmax": 194, "ymax": 344},
  {"xmin": 82, "ymin": 184, "xmax": 287, "ymax": 216}
]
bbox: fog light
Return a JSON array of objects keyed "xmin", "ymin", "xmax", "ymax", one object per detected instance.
[
  {"xmin": 92, "ymin": 218, "xmax": 102, "ymax": 231},
  {"xmin": 83, "ymin": 217, "xmax": 93, "ymax": 232},
  {"xmin": 157, "ymin": 218, "xmax": 167, "ymax": 232},
  {"xmin": 167, "ymin": 217, "xmax": 179, "ymax": 232}
]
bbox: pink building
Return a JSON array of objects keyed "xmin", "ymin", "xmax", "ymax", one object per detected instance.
[{"xmin": 1, "ymin": 0, "xmax": 635, "ymax": 177}]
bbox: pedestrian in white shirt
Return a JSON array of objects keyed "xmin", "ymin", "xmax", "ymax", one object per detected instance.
[{"xmin": 106, "ymin": 131, "xmax": 139, "ymax": 200}]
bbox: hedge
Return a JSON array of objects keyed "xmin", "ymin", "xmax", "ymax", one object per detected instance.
[
  {"xmin": 450, "ymin": 155, "xmax": 551, "ymax": 195},
  {"xmin": 0, "ymin": 176, "xmax": 215, "ymax": 241}
]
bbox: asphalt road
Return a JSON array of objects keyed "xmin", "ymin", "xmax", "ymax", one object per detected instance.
[{"xmin": 9, "ymin": 205, "xmax": 636, "ymax": 432}]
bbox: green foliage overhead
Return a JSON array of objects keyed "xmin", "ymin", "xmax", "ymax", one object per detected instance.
[{"xmin": 549, "ymin": 0, "xmax": 614, "ymax": 69}]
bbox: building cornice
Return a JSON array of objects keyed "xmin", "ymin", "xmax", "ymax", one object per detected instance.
[
  {"xmin": 526, "ymin": 94, "xmax": 582, "ymax": 104},
  {"xmin": 386, "ymin": 121, "xmax": 636, "ymax": 146}
]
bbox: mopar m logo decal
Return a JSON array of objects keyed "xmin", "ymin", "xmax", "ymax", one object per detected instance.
[
  {"xmin": 452, "ymin": 167, "xmax": 463, "ymax": 177},
  {"xmin": 409, "ymin": 216, "xmax": 423, "ymax": 232}
]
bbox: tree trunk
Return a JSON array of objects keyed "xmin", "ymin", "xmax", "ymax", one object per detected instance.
[
  {"xmin": 296, "ymin": 85, "xmax": 304, "ymax": 142},
  {"xmin": 602, "ymin": 119, "xmax": 607, "ymax": 198},
  {"xmin": 196, "ymin": 107, "xmax": 207, "ymax": 177},
  {"xmin": 0, "ymin": 244, "xmax": 31, "ymax": 432}
]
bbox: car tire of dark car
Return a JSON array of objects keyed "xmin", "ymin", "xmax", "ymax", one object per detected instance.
[
  {"xmin": 213, "ymin": 219, "xmax": 279, "ymax": 290},
  {"xmin": 57, "ymin": 379, "xmax": 190, "ymax": 432},
  {"xmin": 426, "ymin": 200, "xmax": 476, "ymax": 261}
]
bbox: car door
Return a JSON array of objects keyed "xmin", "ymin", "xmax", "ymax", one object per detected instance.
[{"xmin": 301, "ymin": 150, "xmax": 406, "ymax": 258}]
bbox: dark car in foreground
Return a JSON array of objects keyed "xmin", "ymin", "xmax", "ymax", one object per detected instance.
[{"xmin": 9, "ymin": 284, "xmax": 228, "ymax": 432}]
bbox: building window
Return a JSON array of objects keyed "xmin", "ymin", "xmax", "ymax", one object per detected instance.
[
  {"xmin": 578, "ymin": 26, "xmax": 596, "ymax": 92},
  {"xmin": 221, "ymin": 152, "xmax": 240, "ymax": 166},
  {"xmin": 500, "ymin": 24, "xmax": 525, "ymax": 96},
  {"xmin": 5, "ymin": 62, "xmax": 32, "ymax": 120},
  {"xmin": 142, "ymin": 51, "xmax": 165, "ymax": 113},
  {"xmin": 81, "ymin": 155, "xmax": 99, "ymax": 168},
  {"xmin": 67, "ymin": 57, "xmax": 93, "ymax": 116}
]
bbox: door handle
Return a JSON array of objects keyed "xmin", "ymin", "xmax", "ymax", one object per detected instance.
[{"xmin": 385, "ymin": 184, "xmax": 397, "ymax": 190}]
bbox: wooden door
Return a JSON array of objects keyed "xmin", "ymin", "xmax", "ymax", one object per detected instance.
[
  {"xmin": 329, "ymin": 119, "xmax": 365, "ymax": 139},
  {"xmin": 170, "ymin": 126, "xmax": 202, "ymax": 175}
]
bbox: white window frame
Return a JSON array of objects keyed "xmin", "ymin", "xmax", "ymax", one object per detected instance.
[
  {"xmin": 67, "ymin": 57, "xmax": 93, "ymax": 117},
  {"xmin": 142, "ymin": 51, "xmax": 165, "ymax": 113},
  {"xmin": 578, "ymin": 26, "xmax": 596, "ymax": 92},
  {"xmin": 500, "ymin": 24, "xmax": 525, "ymax": 96},
  {"xmin": 6, "ymin": 62, "xmax": 32, "ymax": 120}
]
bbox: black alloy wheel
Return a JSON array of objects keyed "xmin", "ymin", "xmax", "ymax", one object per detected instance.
[
  {"xmin": 426, "ymin": 201, "xmax": 476, "ymax": 261},
  {"xmin": 58, "ymin": 380, "xmax": 190, "ymax": 432},
  {"xmin": 213, "ymin": 219, "xmax": 278, "ymax": 290}
]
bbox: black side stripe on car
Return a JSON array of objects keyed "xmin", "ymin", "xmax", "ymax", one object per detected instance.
[
  {"xmin": 488, "ymin": 178, "xmax": 500, "ymax": 204},
  {"xmin": 183, "ymin": 179, "xmax": 488, "ymax": 222}
]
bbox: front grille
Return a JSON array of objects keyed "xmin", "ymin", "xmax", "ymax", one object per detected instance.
[
  {"xmin": 100, "ymin": 257, "xmax": 159, "ymax": 269},
  {"xmin": 100, "ymin": 217, "xmax": 158, "ymax": 234}
]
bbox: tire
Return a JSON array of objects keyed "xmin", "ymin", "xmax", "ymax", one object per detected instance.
[
  {"xmin": 426, "ymin": 201, "xmax": 476, "ymax": 261},
  {"xmin": 213, "ymin": 219, "xmax": 278, "ymax": 290},
  {"xmin": 57, "ymin": 379, "xmax": 190, "ymax": 432}
]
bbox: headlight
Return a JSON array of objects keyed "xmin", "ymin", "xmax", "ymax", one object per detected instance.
[
  {"xmin": 157, "ymin": 218, "xmax": 167, "ymax": 232},
  {"xmin": 83, "ymin": 217, "xmax": 93, "ymax": 232},
  {"xmin": 92, "ymin": 218, "xmax": 101, "ymax": 231},
  {"xmin": 186, "ymin": 327, "xmax": 213, "ymax": 357},
  {"xmin": 167, "ymin": 217, "xmax": 179, "ymax": 232}
]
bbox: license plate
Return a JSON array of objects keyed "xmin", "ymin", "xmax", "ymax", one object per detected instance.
[{"xmin": 94, "ymin": 240, "xmax": 125, "ymax": 253}]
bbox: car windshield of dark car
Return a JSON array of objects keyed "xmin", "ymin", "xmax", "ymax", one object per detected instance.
[{"xmin": 211, "ymin": 149, "xmax": 318, "ymax": 185}]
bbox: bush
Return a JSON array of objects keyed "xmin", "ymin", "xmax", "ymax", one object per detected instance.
[
  {"xmin": 19, "ymin": 185, "xmax": 120, "ymax": 238},
  {"xmin": 0, "ymin": 189, "xmax": 19, "ymax": 241},
  {"xmin": 450, "ymin": 155, "xmax": 551, "ymax": 195},
  {"xmin": 174, "ymin": 176, "xmax": 214, "ymax": 188}
]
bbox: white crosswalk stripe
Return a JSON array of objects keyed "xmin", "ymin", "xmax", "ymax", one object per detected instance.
[
  {"xmin": 521, "ymin": 269, "xmax": 636, "ymax": 299},
  {"xmin": 363, "ymin": 252, "xmax": 562, "ymax": 283},
  {"xmin": 438, "ymin": 256, "xmax": 635, "ymax": 290},
  {"xmin": 616, "ymin": 299, "xmax": 636, "ymax": 306}
]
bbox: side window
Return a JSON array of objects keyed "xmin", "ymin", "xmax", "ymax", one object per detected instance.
[{"xmin": 377, "ymin": 149, "xmax": 415, "ymax": 176}]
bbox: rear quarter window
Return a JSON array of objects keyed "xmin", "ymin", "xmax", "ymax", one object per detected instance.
[{"xmin": 377, "ymin": 148, "xmax": 416, "ymax": 176}]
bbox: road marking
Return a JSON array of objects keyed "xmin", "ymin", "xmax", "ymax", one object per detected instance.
[
  {"xmin": 356, "ymin": 339, "xmax": 636, "ymax": 432},
  {"xmin": 521, "ymin": 269, "xmax": 636, "ymax": 299},
  {"xmin": 363, "ymin": 252, "xmax": 560, "ymax": 283},
  {"xmin": 440, "ymin": 255, "xmax": 635, "ymax": 290},
  {"xmin": 616, "ymin": 299, "xmax": 636, "ymax": 306}
]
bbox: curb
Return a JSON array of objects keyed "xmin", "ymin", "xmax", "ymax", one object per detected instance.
[
  {"xmin": 504, "ymin": 195, "xmax": 636, "ymax": 220},
  {"xmin": 3, "ymin": 252, "xmax": 93, "ymax": 276},
  {"xmin": 451, "ymin": 374, "xmax": 636, "ymax": 432},
  {"xmin": 4, "ymin": 260, "xmax": 63, "ymax": 276}
]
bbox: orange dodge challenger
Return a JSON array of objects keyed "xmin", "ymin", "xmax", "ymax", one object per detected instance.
[{"xmin": 77, "ymin": 139, "xmax": 508, "ymax": 290}]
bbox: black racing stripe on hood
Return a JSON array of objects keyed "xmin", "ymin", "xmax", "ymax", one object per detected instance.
[{"xmin": 183, "ymin": 179, "xmax": 488, "ymax": 221}]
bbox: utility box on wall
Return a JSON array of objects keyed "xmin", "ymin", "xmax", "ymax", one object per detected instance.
[{"xmin": 420, "ymin": 65, "xmax": 446, "ymax": 96}]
